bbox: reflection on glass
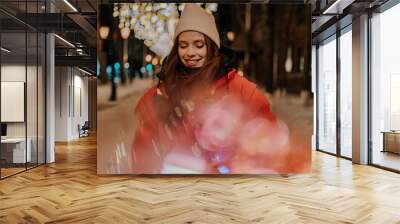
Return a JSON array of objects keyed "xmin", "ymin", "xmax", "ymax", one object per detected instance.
[
  {"xmin": 1, "ymin": 31, "xmax": 27, "ymax": 177},
  {"xmin": 318, "ymin": 36, "xmax": 337, "ymax": 154},
  {"xmin": 0, "ymin": 0, "xmax": 47, "ymax": 179},
  {"xmin": 27, "ymin": 31, "xmax": 38, "ymax": 169},
  {"xmin": 38, "ymin": 33, "xmax": 46, "ymax": 165},
  {"xmin": 340, "ymin": 28, "xmax": 352, "ymax": 158},
  {"xmin": 371, "ymin": 3, "xmax": 400, "ymax": 171}
]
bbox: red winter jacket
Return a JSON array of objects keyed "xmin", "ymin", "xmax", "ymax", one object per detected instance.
[{"xmin": 132, "ymin": 69, "xmax": 278, "ymax": 174}]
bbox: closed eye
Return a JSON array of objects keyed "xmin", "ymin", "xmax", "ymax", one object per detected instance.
[
  {"xmin": 194, "ymin": 41, "xmax": 205, "ymax": 48},
  {"xmin": 179, "ymin": 42, "xmax": 188, "ymax": 48}
]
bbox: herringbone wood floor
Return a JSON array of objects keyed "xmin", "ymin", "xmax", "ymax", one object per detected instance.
[{"xmin": 1, "ymin": 135, "xmax": 400, "ymax": 224}]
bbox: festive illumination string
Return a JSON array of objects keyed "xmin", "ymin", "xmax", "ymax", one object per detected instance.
[{"xmin": 113, "ymin": 3, "xmax": 218, "ymax": 58}]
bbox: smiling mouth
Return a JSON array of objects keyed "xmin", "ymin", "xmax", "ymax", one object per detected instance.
[
  {"xmin": 186, "ymin": 59, "xmax": 199, "ymax": 62},
  {"xmin": 185, "ymin": 59, "xmax": 202, "ymax": 66}
]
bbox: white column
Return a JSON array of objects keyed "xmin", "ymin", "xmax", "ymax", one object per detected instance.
[
  {"xmin": 46, "ymin": 33, "xmax": 55, "ymax": 163},
  {"xmin": 45, "ymin": 0, "xmax": 56, "ymax": 163},
  {"xmin": 352, "ymin": 14, "xmax": 369, "ymax": 164}
]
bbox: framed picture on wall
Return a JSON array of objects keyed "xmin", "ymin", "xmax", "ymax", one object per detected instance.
[{"xmin": 1, "ymin": 81, "xmax": 25, "ymax": 122}]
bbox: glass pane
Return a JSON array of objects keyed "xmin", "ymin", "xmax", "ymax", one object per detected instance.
[
  {"xmin": 25, "ymin": 0, "xmax": 40, "ymax": 170},
  {"xmin": 371, "ymin": 3, "xmax": 400, "ymax": 171},
  {"xmin": 317, "ymin": 36, "xmax": 337, "ymax": 154},
  {"xmin": 339, "ymin": 28, "xmax": 352, "ymax": 158},
  {"xmin": 38, "ymin": 32, "xmax": 45, "ymax": 165},
  {"xmin": 27, "ymin": 31, "xmax": 38, "ymax": 169},
  {"xmin": 1, "ymin": 30, "xmax": 27, "ymax": 177},
  {"xmin": 0, "ymin": 0, "xmax": 46, "ymax": 178}
]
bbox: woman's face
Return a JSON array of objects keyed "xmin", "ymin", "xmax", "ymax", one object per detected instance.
[{"xmin": 178, "ymin": 31, "xmax": 207, "ymax": 68}]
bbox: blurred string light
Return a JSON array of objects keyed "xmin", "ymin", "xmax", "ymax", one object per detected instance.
[
  {"xmin": 106, "ymin": 65, "xmax": 113, "ymax": 80},
  {"xmin": 145, "ymin": 54, "xmax": 152, "ymax": 62},
  {"xmin": 284, "ymin": 46, "xmax": 293, "ymax": 73},
  {"xmin": 113, "ymin": 3, "xmax": 218, "ymax": 58},
  {"xmin": 227, "ymin": 31, "xmax": 235, "ymax": 42},
  {"xmin": 140, "ymin": 67, "xmax": 146, "ymax": 74},
  {"xmin": 146, "ymin": 63, "xmax": 153, "ymax": 72},
  {"xmin": 97, "ymin": 58, "xmax": 100, "ymax": 76},
  {"xmin": 114, "ymin": 62, "xmax": 121, "ymax": 71},
  {"xmin": 120, "ymin": 27, "xmax": 130, "ymax": 39},
  {"xmin": 99, "ymin": 26, "xmax": 110, "ymax": 39},
  {"xmin": 114, "ymin": 77, "xmax": 121, "ymax": 83},
  {"xmin": 151, "ymin": 57, "xmax": 159, "ymax": 66}
]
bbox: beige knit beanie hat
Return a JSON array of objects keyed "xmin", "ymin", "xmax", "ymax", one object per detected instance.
[{"xmin": 174, "ymin": 3, "xmax": 220, "ymax": 48}]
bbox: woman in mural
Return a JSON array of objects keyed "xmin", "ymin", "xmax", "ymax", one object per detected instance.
[{"xmin": 132, "ymin": 3, "xmax": 290, "ymax": 174}]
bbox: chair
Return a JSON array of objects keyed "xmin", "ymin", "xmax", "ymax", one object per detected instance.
[{"xmin": 78, "ymin": 121, "xmax": 90, "ymax": 138}]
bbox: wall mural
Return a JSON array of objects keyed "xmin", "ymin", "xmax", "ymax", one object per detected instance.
[{"xmin": 97, "ymin": 3, "xmax": 312, "ymax": 174}]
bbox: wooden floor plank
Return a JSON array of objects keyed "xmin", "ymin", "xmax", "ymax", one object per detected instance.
[{"xmin": 0, "ymin": 135, "xmax": 400, "ymax": 223}]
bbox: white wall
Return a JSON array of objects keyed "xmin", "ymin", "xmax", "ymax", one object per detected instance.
[
  {"xmin": 72, "ymin": 73, "xmax": 89, "ymax": 138},
  {"xmin": 55, "ymin": 66, "xmax": 89, "ymax": 141},
  {"xmin": 55, "ymin": 66, "xmax": 70, "ymax": 141},
  {"xmin": 1, "ymin": 63, "xmax": 45, "ymax": 164},
  {"xmin": 1, "ymin": 65, "xmax": 35, "ymax": 138}
]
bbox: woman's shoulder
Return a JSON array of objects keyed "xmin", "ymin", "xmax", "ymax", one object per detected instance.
[
  {"xmin": 220, "ymin": 70, "xmax": 274, "ymax": 119},
  {"xmin": 135, "ymin": 86, "xmax": 158, "ymax": 113},
  {"xmin": 217, "ymin": 70, "xmax": 258, "ymax": 101},
  {"xmin": 229, "ymin": 73, "xmax": 257, "ymax": 89}
]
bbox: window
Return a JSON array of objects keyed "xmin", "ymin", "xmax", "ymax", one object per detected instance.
[
  {"xmin": 317, "ymin": 35, "xmax": 337, "ymax": 154},
  {"xmin": 370, "ymin": 2, "xmax": 400, "ymax": 171},
  {"xmin": 339, "ymin": 27, "xmax": 352, "ymax": 158}
]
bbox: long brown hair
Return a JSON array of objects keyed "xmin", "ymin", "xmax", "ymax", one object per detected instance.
[{"xmin": 161, "ymin": 33, "xmax": 221, "ymax": 102}]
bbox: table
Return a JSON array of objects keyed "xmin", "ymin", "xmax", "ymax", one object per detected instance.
[
  {"xmin": 1, "ymin": 138, "xmax": 31, "ymax": 164},
  {"xmin": 381, "ymin": 131, "xmax": 400, "ymax": 154}
]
